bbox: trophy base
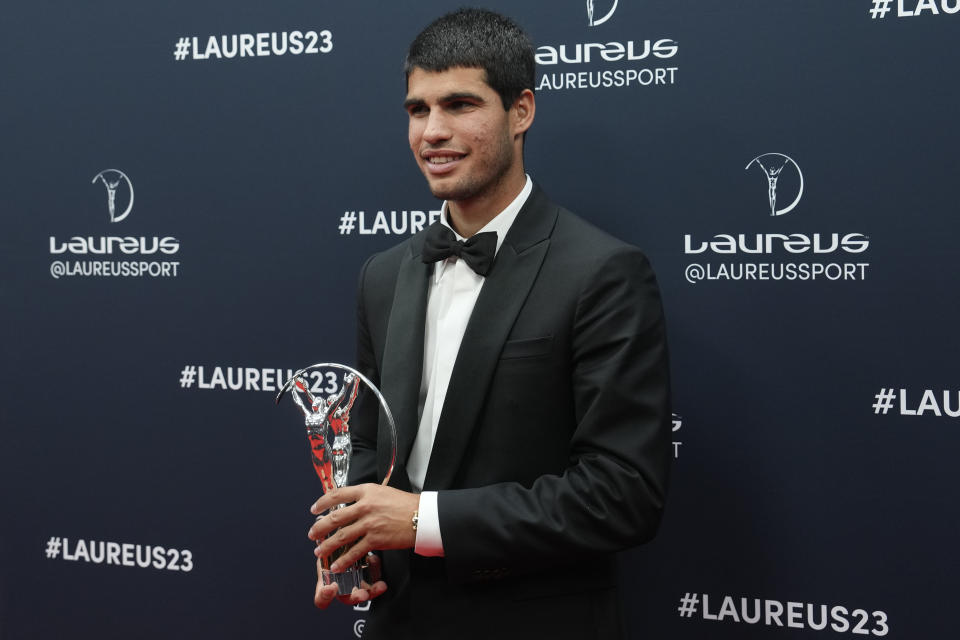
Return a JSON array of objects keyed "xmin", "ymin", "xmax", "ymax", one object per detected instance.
[{"xmin": 321, "ymin": 565, "xmax": 365, "ymax": 594}]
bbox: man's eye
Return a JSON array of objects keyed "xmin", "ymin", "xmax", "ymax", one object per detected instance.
[{"xmin": 408, "ymin": 105, "xmax": 428, "ymax": 116}]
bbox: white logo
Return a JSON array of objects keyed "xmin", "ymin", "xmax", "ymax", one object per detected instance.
[
  {"xmin": 680, "ymin": 152, "xmax": 870, "ymax": 285},
  {"xmin": 48, "ymin": 169, "xmax": 180, "ymax": 279},
  {"xmin": 587, "ymin": 0, "xmax": 619, "ymax": 26},
  {"xmin": 92, "ymin": 169, "xmax": 134, "ymax": 223},
  {"xmin": 744, "ymin": 154, "xmax": 803, "ymax": 217},
  {"xmin": 535, "ymin": 1, "xmax": 680, "ymax": 93}
]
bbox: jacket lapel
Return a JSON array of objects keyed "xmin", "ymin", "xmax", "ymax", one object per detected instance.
[
  {"xmin": 377, "ymin": 237, "xmax": 430, "ymax": 487},
  {"xmin": 423, "ymin": 185, "xmax": 558, "ymax": 490}
]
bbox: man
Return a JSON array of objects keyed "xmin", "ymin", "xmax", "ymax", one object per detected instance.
[{"xmin": 308, "ymin": 9, "xmax": 671, "ymax": 638}]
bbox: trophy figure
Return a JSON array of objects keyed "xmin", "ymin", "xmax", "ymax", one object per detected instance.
[
  {"xmin": 277, "ymin": 363, "xmax": 397, "ymax": 594},
  {"xmin": 289, "ymin": 372, "xmax": 359, "ymax": 494}
]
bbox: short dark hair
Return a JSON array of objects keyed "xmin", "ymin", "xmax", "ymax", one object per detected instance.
[{"xmin": 405, "ymin": 8, "xmax": 535, "ymax": 110}]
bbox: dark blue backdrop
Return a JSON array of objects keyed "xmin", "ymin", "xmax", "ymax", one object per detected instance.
[{"xmin": 2, "ymin": 1, "xmax": 958, "ymax": 638}]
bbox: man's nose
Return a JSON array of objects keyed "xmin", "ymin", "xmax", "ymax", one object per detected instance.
[{"xmin": 422, "ymin": 110, "xmax": 451, "ymax": 143}]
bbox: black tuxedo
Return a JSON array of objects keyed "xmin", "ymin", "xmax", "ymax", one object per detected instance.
[{"xmin": 348, "ymin": 184, "xmax": 671, "ymax": 639}]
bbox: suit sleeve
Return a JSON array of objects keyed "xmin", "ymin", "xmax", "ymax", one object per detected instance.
[{"xmin": 437, "ymin": 248, "xmax": 672, "ymax": 583}]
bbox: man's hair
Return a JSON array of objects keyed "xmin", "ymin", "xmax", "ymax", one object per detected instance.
[{"xmin": 405, "ymin": 8, "xmax": 535, "ymax": 110}]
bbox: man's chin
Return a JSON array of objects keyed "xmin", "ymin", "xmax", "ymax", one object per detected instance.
[{"xmin": 426, "ymin": 180, "xmax": 475, "ymax": 203}]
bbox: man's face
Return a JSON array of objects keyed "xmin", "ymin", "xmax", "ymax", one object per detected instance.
[{"xmin": 405, "ymin": 66, "xmax": 518, "ymax": 204}]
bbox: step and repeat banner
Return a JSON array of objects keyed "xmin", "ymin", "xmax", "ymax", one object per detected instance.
[{"xmin": 2, "ymin": 1, "xmax": 957, "ymax": 638}]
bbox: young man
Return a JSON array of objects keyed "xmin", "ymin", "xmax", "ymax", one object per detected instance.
[{"xmin": 308, "ymin": 9, "xmax": 671, "ymax": 638}]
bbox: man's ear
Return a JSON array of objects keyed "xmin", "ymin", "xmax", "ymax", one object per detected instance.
[{"xmin": 512, "ymin": 89, "xmax": 536, "ymax": 138}]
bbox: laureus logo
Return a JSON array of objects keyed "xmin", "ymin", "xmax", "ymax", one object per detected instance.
[
  {"xmin": 587, "ymin": 0, "xmax": 619, "ymax": 26},
  {"xmin": 744, "ymin": 153, "xmax": 804, "ymax": 217},
  {"xmin": 92, "ymin": 169, "xmax": 134, "ymax": 223}
]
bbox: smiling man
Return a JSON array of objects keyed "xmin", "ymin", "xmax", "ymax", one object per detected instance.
[
  {"xmin": 404, "ymin": 63, "xmax": 529, "ymax": 237},
  {"xmin": 307, "ymin": 8, "xmax": 672, "ymax": 638}
]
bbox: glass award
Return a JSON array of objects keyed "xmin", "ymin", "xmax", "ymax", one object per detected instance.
[{"xmin": 276, "ymin": 363, "xmax": 397, "ymax": 594}]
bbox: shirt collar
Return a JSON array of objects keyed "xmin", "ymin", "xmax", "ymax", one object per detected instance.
[{"xmin": 434, "ymin": 175, "xmax": 533, "ymax": 282}]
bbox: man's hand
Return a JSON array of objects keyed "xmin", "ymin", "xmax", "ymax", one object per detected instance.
[
  {"xmin": 314, "ymin": 553, "xmax": 387, "ymax": 609},
  {"xmin": 308, "ymin": 484, "xmax": 419, "ymax": 572}
]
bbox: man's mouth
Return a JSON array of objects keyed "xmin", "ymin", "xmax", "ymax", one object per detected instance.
[{"xmin": 423, "ymin": 151, "xmax": 466, "ymax": 166}]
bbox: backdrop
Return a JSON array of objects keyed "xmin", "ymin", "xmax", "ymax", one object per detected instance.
[{"xmin": 2, "ymin": 1, "xmax": 957, "ymax": 638}]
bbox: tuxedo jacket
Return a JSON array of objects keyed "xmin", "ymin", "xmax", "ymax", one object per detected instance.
[{"xmin": 347, "ymin": 184, "xmax": 671, "ymax": 638}]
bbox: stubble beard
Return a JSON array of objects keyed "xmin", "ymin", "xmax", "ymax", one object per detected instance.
[{"xmin": 424, "ymin": 133, "xmax": 515, "ymax": 204}]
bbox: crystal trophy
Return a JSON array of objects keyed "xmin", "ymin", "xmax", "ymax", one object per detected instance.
[{"xmin": 276, "ymin": 363, "xmax": 397, "ymax": 594}]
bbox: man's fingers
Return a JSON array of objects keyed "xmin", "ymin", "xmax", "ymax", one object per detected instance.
[
  {"xmin": 316, "ymin": 521, "xmax": 366, "ymax": 561},
  {"xmin": 308, "ymin": 502, "xmax": 359, "ymax": 541},
  {"xmin": 350, "ymin": 586, "xmax": 371, "ymax": 603},
  {"xmin": 314, "ymin": 581, "xmax": 340, "ymax": 610},
  {"xmin": 318, "ymin": 580, "xmax": 387, "ymax": 608},
  {"xmin": 310, "ymin": 484, "xmax": 367, "ymax": 515},
  {"xmin": 327, "ymin": 538, "xmax": 372, "ymax": 572},
  {"xmin": 336, "ymin": 580, "xmax": 388, "ymax": 605},
  {"xmin": 367, "ymin": 580, "xmax": 388, "ymax": 599}
]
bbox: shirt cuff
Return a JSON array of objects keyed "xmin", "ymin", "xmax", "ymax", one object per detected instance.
[{"xmin": 414, "ymin": 491, "xmax": 444, "ymax": 557}]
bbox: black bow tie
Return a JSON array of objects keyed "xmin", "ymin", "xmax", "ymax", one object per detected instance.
[{"xmin": 421, "ymin": 223, "xmax": 498, "ymax": 276}]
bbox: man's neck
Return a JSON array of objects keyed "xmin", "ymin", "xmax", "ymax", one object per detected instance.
[{"xmin": 446, "ymin": 168, "xmax": 527, "ymax": 238}]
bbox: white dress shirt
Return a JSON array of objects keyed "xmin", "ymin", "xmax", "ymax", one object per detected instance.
[{"xmin": 412, "ymin": 176, "xmax": 533, "ymax": 557}]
